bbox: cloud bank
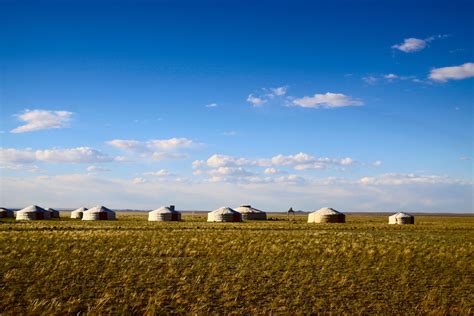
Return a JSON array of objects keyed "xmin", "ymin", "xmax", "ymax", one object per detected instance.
[{"xmin": 11, "ymin": 110, "xmax": 74, "ymax": 133}]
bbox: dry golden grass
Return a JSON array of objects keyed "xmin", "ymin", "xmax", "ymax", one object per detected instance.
[{"xmin": 1, "ymin": 213, "xmax": 473, "ymax": 314}]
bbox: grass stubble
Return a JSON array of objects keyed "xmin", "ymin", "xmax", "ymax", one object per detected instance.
[{"xmin": 0, "ymin": 213, "xmax": 472, "ymax": 314}]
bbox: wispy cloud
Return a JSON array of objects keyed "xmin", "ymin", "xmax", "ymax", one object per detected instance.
[
  {"xmin": 0, "ymin": 147, "xmax": 113, "ymax": 165},
  {"xmin": 86, "ymin": 165, "xmax": 110, "ymax": 173},
  {"xmin": 247, "ymin": 86, "xmax": 288, "ymax": 106},
  {"xmin": 359, "ymin": 173, "xmax": 469, "ymax": 186},
  {"xmin": 247, "ymin": 94, "xmax": 267, "ymax": 106},
  {"xmin": 269, "ymin": 86, "xmax": 288, "ymax": 97},
  {"xmin": 292, "ymin": 92, "xmax": 363, "ymax": 108},
  {"xmin": 143, "ymin": 169, "xmax": 174, "ymax": 177},
  {"xmin": 429, "ymin": 62, "xmax": 474, "ymax": 82},
  {"xmin": 11, "ymin": 109, "xmax": 73, "ymax": 133},
  {"xmin": 392, "ymin": 38, "xmax": 427, "ymax": 53},
  {"xmin": 106, "ymin": 137, "xmax": 200, "ymax": 161},
  {"xmin": 193, "ymin": 152, "xmax": 358, "ymax": 175},
  {"xmin": 107, "ymin": 138, "xmax": 198, "ymax": 151},
  {"xmin": 205, "ymin": 102, "xmax": 218, "ymax": 108},
  {"xmin": 362, "ymin": 76, "xmax": 378, "ymax": 85},
  {"xmin": 222, "ymin": 131, "xmax": 237, "ymax": 136},
  {"xmin": 391, "ymin": 35, "xmax": 448, "ymax": 53}
]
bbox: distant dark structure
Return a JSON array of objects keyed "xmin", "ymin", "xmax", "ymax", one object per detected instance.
[{"xmin": 287, "ymin": 207, "xmax": 295, "ymax": 221}]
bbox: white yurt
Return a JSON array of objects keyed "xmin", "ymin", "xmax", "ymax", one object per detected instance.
[
  {"xmin": 207, "ymin": 207, "xmax": 242, "ymax": 222},
  {"xmin": 148, "ymin": 205, "xmax": 181, "ymax": 221},
  {"xmin": 71, "ymin": 207, "xmax": 88, "ymax": 219},
  {"xmin": 389, "ymin": 212, "xmax": 414, "ymax": 225},
  {"xmin": 16, "ymin": 205, "xmax": 50, "ymax": 220},
  {"xmin": 82, "ymin": 205, "xmax": 116, "ymax": 221},
  {"xmin": 308, "ymin": 207, "xmax": 346, "ymax": 223},
  {"xmin": 48, "ymin": 208, "xmax": 60, "ymax": 219},
  {"xmin": 0, "ymin": 207, "xmax": 14, "ymax": 219},
  {"xmin": 234, "ymin": 205, "xmax": 267, "ymax": 220}
]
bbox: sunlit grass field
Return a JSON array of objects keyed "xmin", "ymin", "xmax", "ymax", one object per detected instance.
[{"xmin": 1, "ymin": 213, "xmax": 473, "ymax": 314}]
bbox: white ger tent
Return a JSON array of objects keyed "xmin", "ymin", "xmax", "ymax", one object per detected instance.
[
  {"xmin": 308, "ymin": 207, "xmax": 346, "ymax": 223},
  {"xmin": 82, "ymin": 205, "xmax": 116, "ymax": 221},
  {"xmin": 148, "ymin": 205, "xmax": 181, "ymax": 221},
  {"xmin": 234, "ymin": 205, "xmax": 267, "ymax": 220},
  {"xmin": 16, "ymin": 205, "xmax": 50, "ymax": 220},
  {"xmin": 71, "ymin": 207, "xmax": 88, "ymax": 219},
  {"xmin": 389, "ymin": 212, "xmax": 414, "ymax": 224},
  {"xmin": 207, "ymin": 207, "xmax": 242, "ymax": 222}
]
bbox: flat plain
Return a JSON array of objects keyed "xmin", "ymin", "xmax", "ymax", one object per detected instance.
[{"xmin": 1, "ymin": 213, "xmax": 473, "ymax": 314}]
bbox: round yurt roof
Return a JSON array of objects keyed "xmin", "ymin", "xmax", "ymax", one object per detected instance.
[
  {"xmin": 209, "ymin": 207, "xmax": 239, "ymax": 215},
  {"xmin": 234, "ymin": 205, "xmax": 265, "ymax": 214},
  {"xmin": 391, "ymin": 212, "xmax": 413, "ymax": 218},
  {"xmin": 73, "ymin": 207, "xmax": 88, "ymax": 212},
  {"xmin": 150, "ymin": 206, "xmax": 178, "ymax": 214},
  {"xmin": 85, "ymin": 205, "xmax": 114, "ymax": 213},
  {"xmin": 18, "ymin": 205, "xmax": 47, "ymax": 213},
  {"xmin": 311, "ymin": 207, "xmax": 343, "ymax": 215}
]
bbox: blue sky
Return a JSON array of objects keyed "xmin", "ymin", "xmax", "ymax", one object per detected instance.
[{"xmin": 1, "ymin": 0, "xmax": 473, "ymax": 212}]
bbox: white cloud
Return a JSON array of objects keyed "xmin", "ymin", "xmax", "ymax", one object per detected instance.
[
  {"xmin": 392, "ymin": 38, "xmax": 427, "ymax": 53},
  {"xmin": 247, "ymin": 86, "xmax": 288, "ymax": 106},
  {"xmin": 132, "ymin": 177, "xmax": 147, "ymax": 184},
  {"xmin": 358, "ymin": 173, "xmax": 469, "ymax": 186},
  {"xmin": 384, "ymin": 74, "xmax": 398, "ymax": 79},
  {"xmin": 0, "ymin": 147, "xmax": 113, "ymax": 164},
  {"xmin": 205, "ymin": 103, "xmax": 218, "ymax": 108},
  {"xmin": 362, "ymin": 76, "xmax": 378, "ymax": 85},
  {"xmin": 429, "ymin": 62, "xmax": 474, "ymax": 82},
  {"xmin": 459, "ymin": 156, "xmax": 470, "ymax": 161},
  {"xmin": 143, "ymin": 169, "xmax": 174, "ymax": 177},
  {"xmin": 151, "ymin": 152, "xmax": 189, "ymax": 161},
  {"xmin": 196, "ymin": 152, "xmax": 357, "ymax": 174},
  {"xmin": 107, "ymin": 137, "xmax": 200, "ymax": 161},
  {"xmin": 35, "ymin": 148, "xmax": 112, "ymax": 163},
  {"xmin": 222, "ymin": 131, "xmax": 237, "ymax": 136},
  {"xmin": 373, "ymin": 160, "xmax": 383, "ymax": 167},
  {"xmin": 148, "ymin": 138, "xmax": 197, "ymax": 150},
  {"xmin": 270, "ymin": 86, "xmax": 288, "ymax": 96},
  {"xmin": 292, "ymin": 92, "xmax": 363, "ymax": 108},
  {"xmin": 106, "ymin": 140, "xmax": 143, "ymax": 151},
  {"xmin": 11, "ymin": 109, "xmax": 73, "ymax": 133},
  {"xmin": 392, "ymin": 35, "xmax": 449, "ymax": 53},
  {"xmin": 0, "ymin": 148, "xmax": 36, "ymax": 164},
  {"xmin": 204, "ymin": 154, "xmax": 260, "ymax": 168},
  {"xmin": 209, "ymin": 166, "xmax": 254, "ymax": 177},
  {"xmin": 108, "ymin": 138, "xmax": 198, "ymax": 151},
  {"xmin": 264, "ymin": 167, "xmax": 286, "ymax": 174},
  {"xmin": 247, "ymin": 94, "xmax": 267, "ymax": 106},
  {"xmin": 86, "ymin": 165, "xmax": 110, "ymax": 173}
]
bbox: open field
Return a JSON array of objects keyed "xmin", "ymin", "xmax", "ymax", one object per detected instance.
[{"xmin": 1, "ymin": 213, "xmax": 473, "ymax": 314}]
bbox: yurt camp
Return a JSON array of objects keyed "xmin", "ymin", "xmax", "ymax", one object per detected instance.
[
  {"xmin": 207, "ymin": 207, "xmax": 242, "ymax": 222},
  {"xmin": 234, "ymin": 205, "xmax": 267, "ymax": 220},
  {"xmin": 148, "ymin": 205, "xmax": 181, "ymax": 221},
  {"xmin": 0, "ymin": 207, "xmax": 14, "ymax": 219},
  {"xmin": 71, "ymin": 207, "xmax": 87, "ymax": 219},
  {"xmin": 82, "ymin": 205, "xmax": 116, "ymax": 221},
  {"xmin": 308, "ymin": 207, "xmax": 346, "ymax": 223},
  {"xmin": 389, "ymin": 212, "xmax": 414, "ymax": 225},
  {"xmin": 48, "ymin": 208, "xmax": 60, "ymax": 219},
  {"xmin": 16, "ymin": 205, "xmax": 51, "ymax": 220}
]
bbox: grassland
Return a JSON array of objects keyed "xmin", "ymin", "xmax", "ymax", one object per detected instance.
[{"xmin": 0, "ymin": 213, "xmax": 473, "ymax": 314}]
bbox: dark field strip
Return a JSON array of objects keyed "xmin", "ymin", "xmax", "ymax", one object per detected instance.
[{"xmin": 1, "ymin": 214, "xmax": 473, "ymax": 314}]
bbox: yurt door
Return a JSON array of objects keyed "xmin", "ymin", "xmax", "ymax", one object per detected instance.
[{"xmin": 99, "ymin": 212, "xmax": 108, "ymax": 220}]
